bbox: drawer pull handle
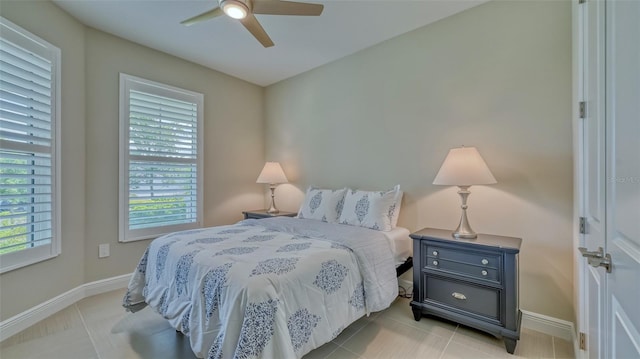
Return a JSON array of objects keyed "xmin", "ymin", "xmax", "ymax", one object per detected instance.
[
  {"xmin": 481, "ymin": 270, "xmax": 488, "ymax": 276},
  {"xmin": 433, "ymin": 250, "xmax": 439, "ymax": 256},
  {"xmin": 432, "ymin": 260, "xmax": 439, "ymax": 266},
  {"xmin": 451, "ymin": 292, "xmax": 467, "ymax": 300},
  {"xmin": 481, "ymin": 259, "xmax": 489, "ymax": 265}
]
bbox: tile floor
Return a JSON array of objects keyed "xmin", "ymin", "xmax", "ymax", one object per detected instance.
[{"xmin": 1, "ymin": 289, "xmax": 574, "ymax": 359}]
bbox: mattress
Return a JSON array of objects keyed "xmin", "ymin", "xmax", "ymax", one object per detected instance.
[{"xmin": 384, "ymin": 227, "xmax": 413, "ymax": 266}]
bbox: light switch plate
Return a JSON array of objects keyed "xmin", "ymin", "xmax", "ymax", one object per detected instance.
[{"xmin": 99, "ymin": 243, "xmax": 110, "ymax": 258}]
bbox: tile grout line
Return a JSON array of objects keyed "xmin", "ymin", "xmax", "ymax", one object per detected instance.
[
  {"xmin": 318, "ymin": 341, "xmax": 340, "ymax": 359},
  {"xmin": 75, "ymin": 303, "xmax": 102, "ymax": 359},
  {"xmin": 332, "ymin": 316, "xmax": 373, "ymax": 348},
  {"xmin": 334, "ymin": 315, "xmax": 381, "ymax": 358},
  {"xmin": 337, "ymin": 344, "xmax": 362, "ymax": 358},
  {"xmin": 320, "ymin": 343, "xmax": 341, "ymax": 359},
  {"xmin": 384, "ymin": 315, "xmax": 455, "ymax": 338},
  {"xmin": 437, "ymin": 324, "xmax": 459, "ymax": 359}
]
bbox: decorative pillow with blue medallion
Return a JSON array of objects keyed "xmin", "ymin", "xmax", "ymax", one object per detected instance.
[
  {"xmin": 338, "ymin": 185, "xmax": 403, "ymax": 231},
  {"xmin": 297, "ymin": 187, "xmax": 348, "ymax": 222}
]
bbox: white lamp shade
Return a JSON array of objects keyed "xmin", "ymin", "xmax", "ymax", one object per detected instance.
[
  {"xmin": 433, "ymin": 147, "xmax": 497, "ymax": 186},
  {"xmin": 256, "ymin": 162, "xmax": 288, "ymax": 184}
]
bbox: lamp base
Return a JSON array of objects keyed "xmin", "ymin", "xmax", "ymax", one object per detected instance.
[
  {"xmin": 452, "ymin": 230, "xmax": 478, "ymax": 240},
  {"xmin": 266, "ymin": 206, "xmax": 280, "ymax": 214},
  {"xmin": 452, "ymin": 186, "xmax": 478, "ymax": 240},
  {"xmin": 266, "ymin": 185, "xmax": 280, "ymax": 214},
  {"xmin": 452, "ymin": 214, "xmax": 478, "ymax": 239}
]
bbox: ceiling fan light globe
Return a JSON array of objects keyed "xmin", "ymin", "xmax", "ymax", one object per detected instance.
[{"xmin": 222, "ymin": 0, "xmax": 248, "ymax": 19}]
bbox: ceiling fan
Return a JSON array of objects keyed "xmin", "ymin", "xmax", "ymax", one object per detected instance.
[{"xmin": 181, "ymin": 0, "xmax": 324, "ymax": 48}]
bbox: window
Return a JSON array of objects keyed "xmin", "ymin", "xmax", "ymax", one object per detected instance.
[
  {"xmin": 119, "ymin": 74, "xmax": 203, "ymax": 242},
  {"xmin": 0, "ymin": 17, "xmax": 61, "ymax": 273}
]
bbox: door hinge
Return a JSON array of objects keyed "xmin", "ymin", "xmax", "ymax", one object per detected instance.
[
  {"xmin": 579, "ymin": 101, "xmax": 586, "ymax": 118},
  {"xmin": 580, "ymin": 217, "xmax": 587, "ymax": 234},
  {"xmin": 579, "ymin": 332, "xmax": 587, "ymax": 350}
]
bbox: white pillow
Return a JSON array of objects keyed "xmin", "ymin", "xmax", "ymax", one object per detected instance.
[
  {"xmin": 338, "ymin": 185, "xmax": 402, "ymax": 231},
  {"xmin": 390, "ymin": 188, "xmax": 403, "ymax": 228},
  {"xmin": 297, "ymin": 187, "xmax": 348, "ymax": 223}
]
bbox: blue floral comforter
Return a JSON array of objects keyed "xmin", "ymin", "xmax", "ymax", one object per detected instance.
[{"xmin": 123, "ymin": 217, "xmax": 398, "ymax": 359}]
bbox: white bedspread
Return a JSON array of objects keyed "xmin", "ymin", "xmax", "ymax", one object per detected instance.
[{"xmin": 123, "ymin": 217, "xmax": 398, "ymax": 359}]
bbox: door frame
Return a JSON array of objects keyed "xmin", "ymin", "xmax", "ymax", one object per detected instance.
[{"xmin": 572, "ymin": 0, "xmax": 588, "ymax": 357}]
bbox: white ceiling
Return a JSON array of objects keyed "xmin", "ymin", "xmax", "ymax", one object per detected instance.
[{"xmin": 53, "ymin": 0, "xmax": 488, "ymax": 86}]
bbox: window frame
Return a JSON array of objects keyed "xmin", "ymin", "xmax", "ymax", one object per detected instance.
[
  {"xmin": 0, "ymin": 17, "xmax": 61, "ymax": 273},
  {"xmin": 118, "ymin": 73, "xmax": 204, "ymax": 242}
]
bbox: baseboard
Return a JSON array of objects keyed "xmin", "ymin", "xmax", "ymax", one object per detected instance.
[
  {"xmin": 0, "ymin": 273, "xmax": 132, "ymax": 342},
  {"xmin": 398, "ymin": 279, "xmax": 413, "ymax": 290},
  {"xmin": 83, "ymin": 273, "xmax": 132, "ymax": 298},
  {"xmin": 521, "ymin": 309, "xmax": 575, "ymax": 341}
]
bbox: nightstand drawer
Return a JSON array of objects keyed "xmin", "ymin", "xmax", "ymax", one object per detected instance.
[
  {"xmin": 424, "ymin": 275, "xmax": 500, "ymax": 321},
  {"xmin": 426, "ymin": 258, "xmax": 500, "ymax": 283},
  {"xmin": 426, "ymin": 245, "xmax": 500, "ymax": 268}
]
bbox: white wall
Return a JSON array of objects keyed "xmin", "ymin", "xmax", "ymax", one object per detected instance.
[
  {"xmin": 0, "ymin": 1, "xmax": 266, "ymax": 320},
  {"xmin": 265, "ymin": 0, "xmax": 575, "ymax": 321},
  {"xmin": 83, "ymin": 28, "xmax": 265, "ymax": 282},
  {"xmin": 0, "ymin": 0, "xmax": 87, "ymax": 322}
]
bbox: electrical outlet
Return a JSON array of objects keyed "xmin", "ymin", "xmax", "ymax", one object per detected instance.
[{"xmin": 99, "ymin": 243, "xmax": 110, "ymax": 258}]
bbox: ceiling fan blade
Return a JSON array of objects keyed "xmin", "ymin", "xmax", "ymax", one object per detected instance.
[
  {"xmin": 240, "ymin": 14, "xmax": 274, "ymax": 48},
  {"xmin": 180, "ymin": 7, "xmax": 223, "ymax": 26},
  {"xmin": 252, "ymin": 0, "xmax": 324, "ymax": 16}
]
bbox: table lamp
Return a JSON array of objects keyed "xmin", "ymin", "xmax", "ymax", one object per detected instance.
[
  {"xmin": 256, "ymin": 162, "xmax": 288, "ymax": 214},
  {"xmin": 433, "ymin": 146, "xmax": 497, "ymax": 239}
]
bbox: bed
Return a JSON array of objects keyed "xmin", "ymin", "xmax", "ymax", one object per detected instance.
[{"xmin": 123, "ymin": 187, "xmax": 410, "ymax": 359}]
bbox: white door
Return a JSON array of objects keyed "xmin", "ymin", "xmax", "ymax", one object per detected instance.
[
  {"xmin": 580, "ymin": 0, "xmax": 640, "ymax": 358},
  {"xmin": 604, "ymin": 0, "xmax": 640, "ymax": 357}
]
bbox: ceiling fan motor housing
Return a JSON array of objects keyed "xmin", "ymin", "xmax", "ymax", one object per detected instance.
[{"xmin": 220, "ymin": 0, "xmax": 251, "ymax": 19}]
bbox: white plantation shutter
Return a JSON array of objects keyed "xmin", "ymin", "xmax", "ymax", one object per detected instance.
[
  {"xmin": 119, "ymin": 74, "xmax": 203, "ymax": 242},
  {"xmin": 0, "ymin": 18, "xmax": 61, "ymax": 273}
]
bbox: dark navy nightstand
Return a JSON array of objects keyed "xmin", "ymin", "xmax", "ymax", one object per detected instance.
[
  {"xmin": 410, "ymin": 228, "xmax": 522, "ymax": 354},
  {"xmin": 242, "ymin": 209, "xmax": 297, "ymax": 219}
]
